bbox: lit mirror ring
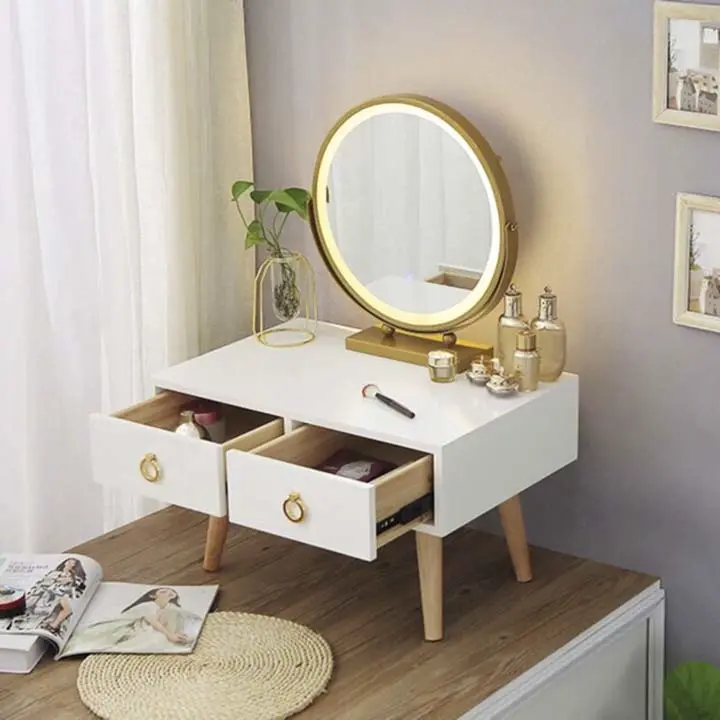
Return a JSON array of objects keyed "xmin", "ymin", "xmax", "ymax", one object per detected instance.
[{"xmin": 311, "ymin": 94, "xmax": 517, "ymax": 334}]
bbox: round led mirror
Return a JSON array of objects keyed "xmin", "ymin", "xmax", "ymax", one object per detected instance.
[{"xmin": 311, "ymin": 94, "xmax": 517, "ymax": 336}]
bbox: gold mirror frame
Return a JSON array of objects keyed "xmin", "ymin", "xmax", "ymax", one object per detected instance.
[{"xmin": 310, "ymin": 94, "xmax": 518, "ymax": 335}]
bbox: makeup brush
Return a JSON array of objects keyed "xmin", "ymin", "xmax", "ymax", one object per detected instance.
[{"xmin": 362, "ymin": 384, "xmax": 416, "ymax": 419}]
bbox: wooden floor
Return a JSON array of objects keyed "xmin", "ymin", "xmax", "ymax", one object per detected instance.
[{"xmin": 0, "ymin": 507, "xmax": 656, "ymax": 720}]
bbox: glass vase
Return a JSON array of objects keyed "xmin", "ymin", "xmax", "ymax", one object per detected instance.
[
  {"xmin": 253, "ymin": 251, "xmax": 317, "ymax": 347},
  {"xmin": 270, "ymin": 253, "xmax": 302, "ymax": 322}
]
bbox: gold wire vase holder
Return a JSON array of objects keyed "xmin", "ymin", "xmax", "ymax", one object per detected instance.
[{"xmin": 253, "ymin": 251, "xmax": 318, "ymax": 347}]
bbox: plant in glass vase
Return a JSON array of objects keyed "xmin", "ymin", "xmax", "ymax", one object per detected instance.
[{"xmin": 231, "ymin": 181, "xmax": 311, "ymax": 322}]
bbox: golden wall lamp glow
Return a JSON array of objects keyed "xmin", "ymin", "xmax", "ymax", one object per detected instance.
[{"xmin": 310, "ymin": 95, "xmax": 518, "ymax": 368}]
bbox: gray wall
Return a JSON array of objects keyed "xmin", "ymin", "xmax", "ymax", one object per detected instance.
[{"xmin": 245, "ymin": 0, "xmax": 720, "ymax": 668}]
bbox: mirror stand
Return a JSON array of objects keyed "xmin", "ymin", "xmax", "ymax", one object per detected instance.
[
  {"xmin": 345, "ymin": 325, "xmax": 492, "ymax": 372},
  {"xmin": 310, "ymin": 95, "xmax": 517, "ymax": 372}
]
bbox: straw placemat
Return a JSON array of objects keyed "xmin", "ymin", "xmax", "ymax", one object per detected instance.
[{"xmin": 76, "ymin": 611, "xmax": 334, "ymax": 720}]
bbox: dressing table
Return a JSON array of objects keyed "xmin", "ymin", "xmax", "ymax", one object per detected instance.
[{"xmin": 89, "ymin": 95, "xmax": 580, "ymax": 641}]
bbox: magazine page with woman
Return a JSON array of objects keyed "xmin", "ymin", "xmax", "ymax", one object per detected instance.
[
  {"xmin": 0, "ymin": 554, "xmax": 218, "ymax": 660},
  {"xmin": 0, "ymin": 554, "xmax": 102, "ymax": 654},
  {"xmin": 58, "ymin": 583, "xmax": 217, "ymax": 658}
]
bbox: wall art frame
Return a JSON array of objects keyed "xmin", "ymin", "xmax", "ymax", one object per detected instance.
[
  {"xmin": 673, "ymin": 192, "xmax": 720, "ymax": 333},
  {"xmin": 654, "ymin": 1, "xmax": 720, "ymax": 132}
]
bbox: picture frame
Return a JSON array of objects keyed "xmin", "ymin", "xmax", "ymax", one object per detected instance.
[
  {"xmin": 673, "ymin": 193, "xmax": 720, "ymax": 333},
  {"xmin": 653, "ymin": 1, "xmax": 720, "ymax": 132}
]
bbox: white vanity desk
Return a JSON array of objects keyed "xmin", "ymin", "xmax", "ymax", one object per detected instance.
[{"xmin": 91, "ymin": 321, "xmax": 579, "ymax": 641}]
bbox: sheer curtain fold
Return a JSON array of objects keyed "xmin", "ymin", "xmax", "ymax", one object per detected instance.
[{"xmin": 0, "ymin": 0, "xmax": 253, "ymax": 551}]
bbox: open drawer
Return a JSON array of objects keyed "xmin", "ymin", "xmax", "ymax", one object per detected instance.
[
  {"xmin": 90, "ymin": 391, "xmax": 283, "ymax": 516},
  {"xmin": 226, "ymin": 424, "xmax": 434, "ymax": 561}
]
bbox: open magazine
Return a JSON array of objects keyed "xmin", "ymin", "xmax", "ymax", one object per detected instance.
[{"xmin": 0, "ymin": 554, "xmax": 218, "ymax": 660}]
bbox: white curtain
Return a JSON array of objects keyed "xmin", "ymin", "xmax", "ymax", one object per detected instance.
[{"xmin": 0, "ymin": 0, "xmax": 254, "ymax": 553}]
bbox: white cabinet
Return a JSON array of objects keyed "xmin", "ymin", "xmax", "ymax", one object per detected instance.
[
  {"xmin": 85, "ymin": 327, "xmax": 665, "ymax": 716},
  {"xmin": 504, "ymin": 624, "xmax": 648, "ymax": 720},
  {"xmin": 89, "ymin": 321, "xmax": 580, "ymax": 642},
  {"xmin": 467, "ymin": 584, "xmax": 666, "ymax": 720}
]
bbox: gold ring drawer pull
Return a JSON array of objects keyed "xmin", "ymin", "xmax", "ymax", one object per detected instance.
[
  {"xmin": 139, "ymin": 453, "xmax": 161, "ymax": 483},
  {"xmin": 282, "ymin": 492, "xmax": 306, "ymax": 523}
]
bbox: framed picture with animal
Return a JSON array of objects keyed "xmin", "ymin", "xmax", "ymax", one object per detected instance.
[{"xmin": 673, "ymin": 192, "xmax": 720, "ymax": 333}]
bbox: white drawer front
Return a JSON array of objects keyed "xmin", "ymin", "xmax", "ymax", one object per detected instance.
[
  {"xmin": 90, "ymin": 413, "xmax": 226, "ymax": 515},
  {"xmin": 227, "ymin": 449, "xmax": 376, "ymax": 561}
]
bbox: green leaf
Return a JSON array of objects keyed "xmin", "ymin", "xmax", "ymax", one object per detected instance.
[
  {"xmin": 245, "ymin": 232, "xmax": 265, "ymax": 250},
  {"xmin": 250, "ymin": 189, "xmax": 272, "ymax": 204},
  {"xmin": 276, "ymin": 187, "xmax": 310, "ymax": 219},
  {"xmin": 245, "ymin": 220, "xmax": 265, "ymax": 250},
  {"xmin": 665, "ymin": 662, "xmax": 720, "ymax": 720},
  {"xmin": 266, "ymin": 189, "xmax": 307, "ymax": 219},
  {"xmin": 231, "ymin": 180, "xmax": 253, "ymax": 201}
]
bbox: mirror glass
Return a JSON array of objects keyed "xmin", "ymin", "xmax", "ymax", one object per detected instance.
[{"xmin": 323, "ymin": 106, "xmax": 499, "ymax": 315}]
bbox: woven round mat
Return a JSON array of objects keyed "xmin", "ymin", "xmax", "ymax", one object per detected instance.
[{"xmin": 76, "ymin": 611, "xmax": 333, "ymax": 720}]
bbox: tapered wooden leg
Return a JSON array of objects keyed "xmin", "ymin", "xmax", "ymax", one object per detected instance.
[
  {"xmin": 416, "ymin": 532, "xmax": 443, "ymax": 641},
  {"xmin": 203, "ymin": 515, "xmax": 229, "ymax": 572},
  {"xmin": 498, "ymin": 495, "xmax": 532, "ymax": 583}
]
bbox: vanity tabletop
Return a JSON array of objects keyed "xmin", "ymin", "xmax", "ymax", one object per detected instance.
[
  {"xmin": 153, "ymin": 321, "xmax": 578, "ymax": 453},
  {"xmin": 0, "ymin": 506, "xmax": 658, "ymax": 720}
]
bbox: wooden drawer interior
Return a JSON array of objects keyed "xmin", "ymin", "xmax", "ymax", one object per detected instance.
[
  {"xmin": 251, "ymin": 424, "xmax": 434, "ymax": 540},
  {"xmin": 115, "ymin": 390, "xmax": 283, "ymax": 451}
]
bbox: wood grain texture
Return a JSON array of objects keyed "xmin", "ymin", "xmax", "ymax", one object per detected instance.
[
  {"xmin": 203, "ymin": 515, "xmax": 229, "ymax": 572},
  {"xmin": 251, "ymin": 423, "xmax": 427, "ymax": 471},
  {"xmin": 374, "ymin": 455, "xmax": 432, "ymax": 521},
  {"xmin": 221, "ymin": 417, "xmax": 283, "ymax": 454},
  {"xmin": 498, "ymin": 495, "xmax": 533, "ymax": 583},
  {"xmin": 251, "ymin": 424, "xmax": 347, "ymax": 467},
  {"xmin": 114, "ymin": 390, "xmax": 192, "ymax": 430},
  {"xmin": 0, "ymin": 506, "xmax": 657, "ymax": 720},
  {"xmin": 416, "ymin": 532, "xmax": 443, "ymax": 641}
]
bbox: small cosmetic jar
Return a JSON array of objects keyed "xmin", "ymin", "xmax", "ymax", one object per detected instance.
[
  {"xmin": 427, "ymin": 350, "xmax": 457, "ymax": 383},
  {"xmin": 0, "ymin": 586, "xmax": 26, "ymax": 619}
]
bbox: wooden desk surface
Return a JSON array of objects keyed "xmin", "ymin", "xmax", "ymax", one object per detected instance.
[{"xmin": 0, "ymin": 507, "xmax": 657, "ymax": 720}]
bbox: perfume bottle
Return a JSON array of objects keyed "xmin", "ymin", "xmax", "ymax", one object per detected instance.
[
  {"xmin": 513, "ymin": 330, "xmax": 540, "ymax": 392},
  {"xmin": 497, "ymin": 284, "xmax": 529, "ymax": 371},
  {"xmin": 174, "ymin": 410, "xmax": 210, "ymax": 440},
  {"xmin": 530, "ymin": 286, "xmax": 567, "ymax": 382}
]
